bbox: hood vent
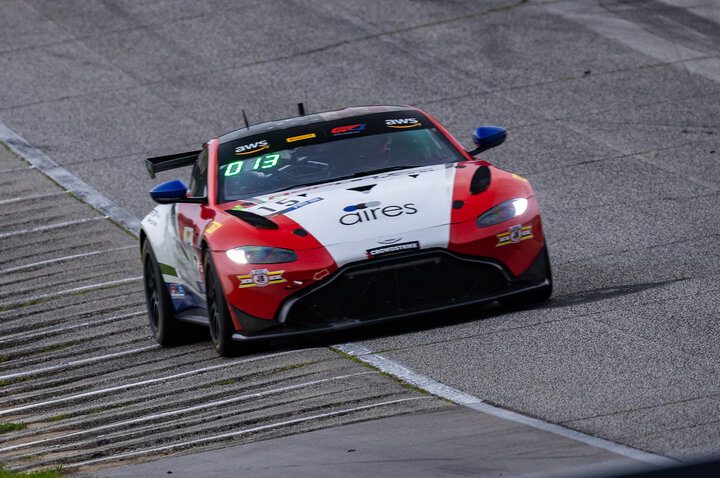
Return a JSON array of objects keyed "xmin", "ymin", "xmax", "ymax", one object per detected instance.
[
  {"xmin": 226, "ymin": 210, "xmax": 279, "ymax": 229},
  {"xmin": 470, "ymin": 166, "xmax": 491, "ymax": 194},
  {"xmin": 347, "ymin": 184, "xmax": 376, "ymax": 194}
]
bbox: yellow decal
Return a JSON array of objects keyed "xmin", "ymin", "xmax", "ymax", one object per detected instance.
[
  {"xmin": 512, "ymin": 173, "xmax": 529, "ymax": 182},
  {"xmin": 286, "ymin": 133, "xmax": 317, "ymax": 143},
  {"xmin": 237, "ymin": 269, "xmax": 286, "ymax": 288},
  {"xmin": 496, "ymin": 225, "xmax": 533, "ymax": 247},
  {"xmin": 205, "ymin": 221, "xmax": 222, "ymax": 235}
]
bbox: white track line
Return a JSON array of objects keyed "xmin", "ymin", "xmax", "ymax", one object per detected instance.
[
  {"xmin": 0, "ymin": 165, "xmax": 35, "ymax": 174},
  {"xmin": 0, "ymin": 372, "xmax": 372, "ymax": 453},
  {"xmin": 0, "ymin": 216, "xmax": 108, "ymax": 239},
  {"xmin": 68, "ymin": 397, "xmax": 425, "ymax": 468},
  {"xmin": 0, "ymin": 310, "xmax": 145, "ymax": 346},
  {"xmin": 333, "ymin": 343, "xmax": 680, "ymax": 467},
  {"xmin": 0, "ymin": 344, "xmax": 159, "ymax": 383},
  {"xmin": 0, "ymin": 123, "xmax": 140, "ymax": 234},
  {"xmin": 0, "ymin": 349, "xmax": 306, "ymax": 416},
  {"xmin": 545, "ymin": 1, "xmax": 720, "ymax": 84},
  {"xmin": 0, "ymin": 191, "xmax": 66, "ymax": 206},
  {"xmin": 0, "ymin": 245, "xmax": 136, "ymax": 275},
  {"xmin": 0, "ymin": 276, "xmax": 142, "ymax": 310}
]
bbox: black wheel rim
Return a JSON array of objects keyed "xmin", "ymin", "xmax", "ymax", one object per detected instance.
[
  {"xmin": 144, "ymin": 256, "xmax": 160, "ymax": 336},
  {"xmin": 207, "ymin": 268, "xmax": 220, "ymax": 345}
]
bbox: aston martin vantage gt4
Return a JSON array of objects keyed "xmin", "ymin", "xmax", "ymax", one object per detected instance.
[{"xmin": 141, "ymin": 105, "xmax": 552, "ymax": 356}]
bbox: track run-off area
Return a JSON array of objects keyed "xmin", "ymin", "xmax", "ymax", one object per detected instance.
[{"xmin": 1, "ymin": 0, "xmax": 720, "ymax": 476}]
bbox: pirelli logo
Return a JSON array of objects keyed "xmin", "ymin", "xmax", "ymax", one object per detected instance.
[{"xmin": 496, "ymin": 225, "xmax": 533, "ymax": 247}]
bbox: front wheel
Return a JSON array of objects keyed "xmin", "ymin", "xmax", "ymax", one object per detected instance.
[{"xmin": 204, "ymin": 253, "xmax": 241, "ymax": 357}]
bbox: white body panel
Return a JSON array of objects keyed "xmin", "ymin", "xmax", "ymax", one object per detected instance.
[{"xmin": 244, "ymin": 164, "xmax": 457, "ymax": 266}]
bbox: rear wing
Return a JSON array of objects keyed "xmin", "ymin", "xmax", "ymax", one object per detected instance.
[{"xmin": 145, "ymin": 150, "xmax": 201, "ymax": 179}]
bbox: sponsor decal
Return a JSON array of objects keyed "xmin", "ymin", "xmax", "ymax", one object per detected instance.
[
  {"xmin": 286, "ymin": 132, "xmax": 317, "ymax": 143},
  {"xmin": 182, "ymin": 226, "xmax": 193, "ymax": 246},
  {"xmin": 168, "ymin": 283, "xmax": 186, "ymax": 298},
  {"xmin": 367, "ymin": 241, "xmax": 420, "ymax": 258},
  {"xmin": 385, "ymin": 117, "xmax": 421, "ymax": 129},
  {"xmin": 238, "ymin": 269, "xmax": 286, "ymax": 288},
  {"xmin": 254, "ymin": 196, "xmax": 323, "ymax": 217},
  {"xmin": 205, "ymin": 221, "xmax": 222, "ymax": 235},
  {"xmin": 496, "ymin": 225, "xmax": 533, "ymax": 247},
  {"xmin": 330, "ymin": 123, "xmax": 366, "ymax": 136},
  {"xmin": 339, "ymin": 201, "xmax": 418, "ymax": 226},
  {"xmin": 512, "ymin": 173, "xmax": 529, "ymax": 183},
  {"xmin": 234, "ymin": 140, "xmax": 269, "ymax": 156}
]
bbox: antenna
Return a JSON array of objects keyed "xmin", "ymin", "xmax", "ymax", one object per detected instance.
[
  {"xmin": 297, "ymin": 102, "xmax": 306, "ymax": 116},
  {"xmin": 242, "ymin": 109, "xmax": 250, "ymax": 129}
]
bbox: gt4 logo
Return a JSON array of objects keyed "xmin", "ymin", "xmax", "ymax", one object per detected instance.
[
  {"xmin": 385, "ymin": 118, "xmax": 420, "ymax": 128},
  {"xmin": 330, "ymin": 124, "xmax": 366, "ymax": 135},
  {"xmin": 235, "ymin": 140, "xmax": 269, "ymax": 155}
]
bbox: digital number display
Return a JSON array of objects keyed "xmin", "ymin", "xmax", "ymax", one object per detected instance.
[{"xmin": 224, "ymin": 153, "xmax": 280, "ymax": 177}]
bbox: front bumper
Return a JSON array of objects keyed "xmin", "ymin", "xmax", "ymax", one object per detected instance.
[{"xmin": 231, "ymin": 247, "xmax": 550, "ymax": 342}]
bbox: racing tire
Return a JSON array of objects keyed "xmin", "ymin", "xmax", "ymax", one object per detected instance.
[
  {"xmin": 500, "ymin": 240, "xmax": 553, "ymax": 308},
  {"xmin": 142, "ymin": 241, "xmax": 187, "ymax": 345},
  {"xmin": 204, "ymin": 253, "xmax": 241, "ymax": 357}
]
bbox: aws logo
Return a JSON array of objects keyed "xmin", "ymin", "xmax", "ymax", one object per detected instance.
[
  {"xmin": 235, "ymin": 140, "xmax": 269, "ymax": 155},
  {"xmin": 339, "ymin": 201, "xmax": 418, "ymax": 225},
  {"xmin": 385, "ymin": 118, "xmax": 421, "ymax": 129}
]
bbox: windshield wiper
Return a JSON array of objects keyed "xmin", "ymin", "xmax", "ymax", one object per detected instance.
[{"xmin": 274, "ymin": 165, "xmax": 420, "ymax": 193}]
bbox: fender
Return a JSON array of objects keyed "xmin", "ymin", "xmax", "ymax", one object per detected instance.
[{"xmin": 141, "ymin": 204, "xmax": 183, "ymax": 284}]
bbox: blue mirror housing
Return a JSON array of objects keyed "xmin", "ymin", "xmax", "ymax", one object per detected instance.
[
  {"xmin": 470, "ymin": 126, "xmax": 506, "ymax": 155},
  {"xmin": 149, "ymin": 180, "xmax": 191, "ymax": 204}
]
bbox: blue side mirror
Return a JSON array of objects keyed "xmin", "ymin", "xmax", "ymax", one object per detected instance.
[
  {"xmin": 150, "ymin": 180, "xmax": 193, "ymax": 204},
  {"xmin": 470, "ymin": 126, "xmax": 506, "ymax": 155}
]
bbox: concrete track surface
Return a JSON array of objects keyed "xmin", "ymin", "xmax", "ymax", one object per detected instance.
[{"xmin": 1, "ymin": 0, "xmax": 720, "ymax": 475}]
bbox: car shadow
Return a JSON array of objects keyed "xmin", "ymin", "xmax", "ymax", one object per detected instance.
[{"xmin": 272, "ymin": 277, "xmax": 688, "ymax": 351}]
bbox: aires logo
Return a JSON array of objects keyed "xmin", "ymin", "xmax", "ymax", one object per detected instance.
[
  {"xmin": 235, "ymin": 140, "xmax": 269, "ymax": 155},
  {"xmin": 330, "ymin": 123, "xmax": 366, "ymax": 135},
  {"xmin": 339, "ymin": 201, "xmax": 418, "ymax": 226},
  {"xmin": 367, "ymin": 241, "xmax": 420, "ymax": 258},
  {"xmin": 385, "ymin": 118, "xmax": 420, "ymax": 128}
]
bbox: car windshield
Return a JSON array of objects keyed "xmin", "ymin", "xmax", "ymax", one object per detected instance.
[{"xmin": 216, "ymin": 111, "xmax": 464, "ymax": 202}]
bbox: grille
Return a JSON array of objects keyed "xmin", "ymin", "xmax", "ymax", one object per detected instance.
[{"xmin": 284, "ymin": 250, "xmax": 507, "ymax": 326}]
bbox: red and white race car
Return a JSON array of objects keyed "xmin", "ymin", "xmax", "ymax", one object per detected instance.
[{"xmin": 141, "ymin": 105, "xmax": 552, "ymax": 356}]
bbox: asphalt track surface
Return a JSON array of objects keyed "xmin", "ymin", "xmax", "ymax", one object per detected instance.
[{"xmin": 1, "ymin": 0, "xmax": 720, "ymax": 474}]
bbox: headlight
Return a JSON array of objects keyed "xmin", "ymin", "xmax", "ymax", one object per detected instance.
[
  {"xmin": 226, "ymin": 246, "xmax": 297, "ymax": 264},
  {"xmin": 476, "ymin": 198, "xmax": 528, "ymax": 227}
]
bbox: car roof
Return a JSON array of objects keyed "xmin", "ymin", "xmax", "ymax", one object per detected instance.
[{"xmin": 217, "ymin": 105, "xmax": 419, "ymax": 144}]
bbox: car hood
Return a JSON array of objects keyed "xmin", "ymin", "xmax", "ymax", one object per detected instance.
[{"xmin": 238, "ymin": 164, "xmax": 457, "ymax": 266}]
